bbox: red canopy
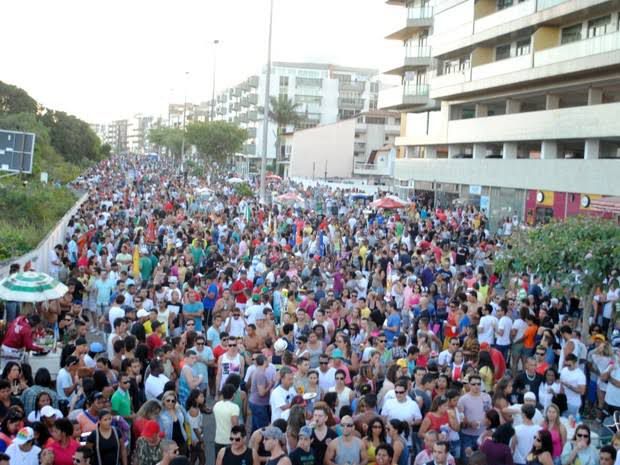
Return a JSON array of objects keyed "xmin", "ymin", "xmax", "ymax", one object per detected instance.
[
  {"xmin": 266, "ymin": 174, "xmax": 282, "ymax": 181},
  {"xmin": 371, "ymin": 197, "xmax": 408, "ymax": 209}
]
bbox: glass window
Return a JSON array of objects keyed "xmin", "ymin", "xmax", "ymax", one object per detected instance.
[
  {"xmin": 587, "ymin": 15, "xmax": 610, "ymax": 38},
  {"xmin": 497, "ymin": 0, "xmax": 513, "ymax": 10},
  {"xmin": 495, "ymin": 44, "xmax": 511, "ymax": 61},
  {"xmin": 561, "ymin": 24, "xmax": 582, "ymax": 44},
  {"xmin": 279, "ymin": 76, "xmax": 289, "ymax": 87},
  {"xmin": 515, "ymin": 38, "xmax": 530, "ymax": 56}
]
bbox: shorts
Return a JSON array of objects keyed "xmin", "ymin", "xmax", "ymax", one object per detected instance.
[{"xmin": 511, "ymin": 342, "xmax": 524, "ymax": 358}]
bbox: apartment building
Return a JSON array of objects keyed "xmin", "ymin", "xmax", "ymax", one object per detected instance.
[
  {"xmin": 288, "ymin": 111, "xmax": 400, "ymax": 180},
  {"xmin": 209, "ymin": 62, "xmax": 381, "ymax": 175},
  {"xmin": 382, "ymin": 0, "xmax": 620, "ymax": 226}
]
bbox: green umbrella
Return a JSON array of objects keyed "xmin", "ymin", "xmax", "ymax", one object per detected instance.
[{"xmin": 0, "ymin": 271, "xmax": 68, "ymax": 303}]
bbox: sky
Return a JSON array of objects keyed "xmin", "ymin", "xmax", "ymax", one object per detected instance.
[{"xmin": 2, "ymin": 0, "xmax": 402, "ymax": 123}]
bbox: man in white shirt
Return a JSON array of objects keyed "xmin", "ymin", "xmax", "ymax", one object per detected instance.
[
  {"xmin": 145, "ymin": 360, "xmax": 170, "ymax": 401},
  {"xmin": 244, "ymin": 295, "xmax": 264, "ymax": 325},
  {"xmin": 438, "ymin": 337, "xmax": 460, "ymax": 369},
  {"xmin": 478, "ymin": 304, "xmax": 498, "ymax": 346},
  {"xmin": 494, "ymin": 304, "xmax": 513, "ymax": 361},
  {"xmin": 317, "ymin": 355, "xmax": 336, "ymax": 392},
  {"xmin": 108, "ymin": 295, "xmax": 125, "ymax": 329},
  {"xmin": 6, "ymin": 427, "xmax": 40, "ymax": 465},
  {"xmin": 512, "ymin": 405, "xmax": 541, "ymax": 465},
  {"xmin": 559, "ymin": 353, "xmax": 586, "ymax": 417},
  {"xmin": 270, "ymin": 367, "xmax": 296, "ymax": 422},
  {"xmin": 381, "ymin": 381, "xmax": 422, "ymax": 426}
]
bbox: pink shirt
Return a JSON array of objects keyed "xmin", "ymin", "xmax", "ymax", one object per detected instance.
[{"xmin": 47, "ymin": 439, "xmax": 79, "ymax": 465}]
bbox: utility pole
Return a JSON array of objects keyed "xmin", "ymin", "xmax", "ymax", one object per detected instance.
[
  {"xmin": 180, "ymin": 72, "xmax": 189, "ymax": 166},
  {"xmin": 210, "ymin": 40, "xmax": 220, "ymax": 122},
  {"xmin": 259, "ymin": 0, "xmax": 274, "ymax": 202}
]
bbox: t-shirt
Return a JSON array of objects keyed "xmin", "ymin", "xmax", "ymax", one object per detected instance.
[
  {"xmin": 183, "ymin": 302, "xmax": 204, "ymax": 332},
  {"xmin": 56, "ymin": 368, "xmax": 74, "ymax": 401},
  {"xmin": 108, "ymin": 306, "xmax": 125, "ymax": 328},
  {"xmin": 145, "ymin": 374, "xmax": 169, "ymax": 401},
  {"xmin": 384, "ymin": 313, "xmax": 401, "ymax": 345},
  {"xmin": 311, "ymin": 428, "xmax": 338, "ymax": 465},
  {"xmin": 605, "ymin": 363, "xmax": 620, "ymax": 407},
  {"xmin": 111, "ymin": 389, "xmax": 132, "ymax": 419},
  {"xmin": 270, "ymin": 384, "xmax": 296, "ymax": 422},
  {"xmin": 6, "ymin": 443, "xmax": 40, "ymax": 465},
  {"xmin": 560, "ymin": 367, "xmax": 586, "ymax": 407},
  {"xmin": 457, "ymin": 392, "xmax": 492, "ymax": 436},
  {"xmin": 46, "ymin": 439, "xmax": 79, "ymax": 465},
  {"xmin": 290, "ymin": 447, "xmax": 317, "ymax": 465},
  {"xmin": 478, "ymin": 314, "xmax": 497, "ymax": 345},
  {"xmin": 496, "ymin": 316, "xmax": 512, "ymax": 345},
  {"xmin": 213, "ymin": 400, "xmax": 240, "ymax": 444},
  {"xmin": 512, "ymin": 318, "xmax": 528, "ymax": 342},
  {"xmin": 318, "ymin": 367, "xmax": 336, "ymax": 392},
  {"xmin": 381, "ymin": 397, "xmax": 422, "ymax": 423},
  {"xmin": 523, "ymin": 324, "xmax": 539, "ymax": 349},
  {"xmin": 513, "ymin": 423, "xmax": 541, "ymax": 464}
]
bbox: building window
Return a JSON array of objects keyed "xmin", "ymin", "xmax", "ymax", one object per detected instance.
[
  {"xmin": 561, "ymin": 24, "xmax": 582, "ymax": 44},
  {"xmin": 497, "ymin": 0, "xmax": 513, "ymax": 10},
  {"xmin": 279, "ymin": 76, "xmax": 289, "ymax": 87},
  {"xmin": 515, "ymin": 38, "xmax": 530, "ymax": 56},
  {"xmin": 366, "ymin": 117, "xmax": 386, "ymax": 125},
  {"xmin": 495, "ymin": 44, "xmax": 511, "ymax": 60},
  {"xmin": 587, "ymin": 15, "xmax": 611, "ymax": 37}
]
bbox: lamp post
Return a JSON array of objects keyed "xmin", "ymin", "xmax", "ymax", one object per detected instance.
[
  {"xmin": 180, "ymin": 71, "xmax": 189, "ymax": 165},
  {"xmin": 210, "ymin": 39, "xmax": 220, "ymax": 122},
  {"xmin": 259, "ymin": 0, "xmax": 274, "ymax": 203}
]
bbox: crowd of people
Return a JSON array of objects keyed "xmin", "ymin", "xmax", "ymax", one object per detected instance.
[{"xmin": 0, "ymin": 154, "xmax": 619, "ymax": 465}]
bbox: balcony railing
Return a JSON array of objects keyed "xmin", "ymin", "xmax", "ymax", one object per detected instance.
[
  {"xmin": 474, "ymin": 0, "xmax": 535, "ymax": 33},
  {"xmin": 354, "ymin": 162, "xmax": 393, "ymax": 176},
  {"xmin": 408, "ymin": 6, "xmax": 433, "ymax": 19},
  {"xmin": 405, "ymin": 45, "xmax": 431, "ymax": 58},
  {"xmin": 339, "ymin": 81, "xmax": 366, "ymax": 92},
  {"xmin": 535, "ymin": 29, "xmax": 620, "ymax": 67},
  {"xmin": 404, "ymin": 83, "xmax": 429, "ymax": 96}
]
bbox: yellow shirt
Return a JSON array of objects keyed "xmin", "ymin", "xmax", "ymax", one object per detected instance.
[{"xmin": 361, "ymin": 306, "xmax": 371, "ymax": 319}]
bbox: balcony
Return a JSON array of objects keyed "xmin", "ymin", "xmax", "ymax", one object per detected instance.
[
  {"xmin": 471, "ymin": 54, "xmax": 531, "ymax": 81},
  {"xmin": 386, "ymin": 7, "xmax": 433, "ymax": 40},
  {"xmin": 240, "ymin": 97, "xmax": 249, "ymax": 107},
  {"xmin": 474, "ymin": 0, "xmax": 536, "ymax": 34},
  {"xmin": 248, "ymin": 93, "xmax": 258, "ymax": 105},
  {"xmin": 248, "ymin": 110, "xmax": 258, "ymax": 121},
  {"xmin": 339, "ymin": 81, "xmax": 366, "ymax": 92},
  {"xmin": 378, "ymin": 83, "xmax": 429, "ymax": 110},
  {"xmin": 239, "ymin": 113, "xmax": 248, "ymax": 123},
  {"xmin": 247, "ymin": 127, "xmax": 257, "ymax": 138},
  {"xmin": 385, "ymin": 47, "xmax": 432, "ymax": 74},
  {"xmin": 535, "ymin": 30, "xmax": 620, "ymax": 67},
  {"xmin": 244, "ymin": 144, "xmax": 256, "ymax": 155},
  {"xmin": 248, "ymin": 76, "xmax": 259, "ymax": 88},
  {"xmin": 354, "ymin": 162, "xmax": 393, "ymax": 176},
  {"xmin": 338, "ymin": 98, "xmax": 365, "ymax": 110}
]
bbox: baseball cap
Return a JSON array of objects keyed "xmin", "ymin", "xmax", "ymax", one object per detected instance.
[
  {"xmin": 298, "ymin": 426, "xmax": 313, "ymax": 438},
  {"xmin": 273, "ymin": 338, "xmax": 288, "ymax": 353},
  {"xmin": 14, "ymin": 427, "xmax": 34, "ymax": 445},
  {"xmin": 141, "ymin": 420, "xmax": 164, "ymax": 439},
  {"xmin": 396, "ymin": 358, "xmax": 408, "ymax": 368},
  {"xmin": 331, "ymin": 348, "xmax": 345, "ymax": 360},
  {"xmin": 524, "ymin": 392, "xmax": 537, "ymax": 401},
  {"xmin": 41, "ymin": 406, "xmax": 57, "ymax": 418},
  {"xmin": 137, "ymin": 309, "xmax": 149, "ymax": 318},
  {"xmin": 592, "ymin": 334, "xmax": 606, "ymax": 342},
  {"xmin": 90, "ymin": 342, "xmax": 105, "ymax": 353},
  {"xmin": 479, "ymin": 342, "xmax": 491, "ymax": 351},
  {"xmin": 262, "ymin": 426, "xmax": 285, "ymax": 442}
]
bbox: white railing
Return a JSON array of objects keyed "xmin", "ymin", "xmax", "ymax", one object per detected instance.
[
  {"xmin": 474, "ymin": 0, "xmax": 536, "ymax": 33},
  {"xmin": 405, "ymin": 45, "xmax": 432, "ymax": 58},
  {"xmin": 0, "ymin": 191, "xmax": 89, "ymax": 277},
  {"xmin": 471, "ymin": 54, "xmax": 531, "ymax": 80},
  {"xmin": 535, "ymin": 30, "xmax": 620, "ymax": 67},
  {"xmin": 408, "ymin": 6, "xmax": 433, "ymax": 19},
  {"xmin": 354, "ymin": 162, "xmax": 393, "ymax": 175}
]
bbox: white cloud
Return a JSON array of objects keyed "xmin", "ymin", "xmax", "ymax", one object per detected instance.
[{"xmin": 1, "ymin": 0, "xmax": 402, "ymax": 122}]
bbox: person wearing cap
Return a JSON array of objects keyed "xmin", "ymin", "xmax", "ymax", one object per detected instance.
[
  {"xmin": 133, "ymin": 420, "xmax": 164, "ymax": 465},
  {"xmin": 214, "ymin": 425, "xmax": 254, "ymax": 465},
  {"xmin": 27, "ymin": 403, "xmax": 62, "ymax": 424},
  {"xmin": 261, "ymin": 426, "xmax": 291, "ymax": 465},
  {"xmin": 502, "ymin": 392, "xmax": 544, "ymax": 426},
  {"xmin": 289, "ymin": 425, "xmax": 316, "ymax": 465},
  {"xmin": 5, "ymin": 427, "xmax": 39, "ymax": 465}
]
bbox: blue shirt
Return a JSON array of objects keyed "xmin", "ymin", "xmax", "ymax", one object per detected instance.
[
  {"xmin": 95, "ymin": 278, "xmax": 115, "ymax": 305},
  {"xmin": 183, "ymin": 302, "xmax": 204, "ymax": 331},
  {"xmin": 384, "ymin": 313, "xmax": 401, "ymax": 345},
  {"xmin": 202, "ymin": 283, "xmax": 218, "ymax": 311}
]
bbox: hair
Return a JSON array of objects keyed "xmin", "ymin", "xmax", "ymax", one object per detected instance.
[
  {"xmin": 430, "ymin": 395, "xmax": 449, "ymax": 412},
  {"xmin": 230, "ymin": 425, "xmax": 246, "ymax": 437},
  {"xmin": 98, "ymin": 409, "xmax": 111, "ymax": 420},
  {"xmin": 53, "ymin": 418, "xmax": 74, "ymax": 437},
  {"xmin": 136, "ymin": 400, "xmax": 162, "ymax": 419},
  {"xmin": 521, "ymin": 404, "xmax": 536, "ymax": 420},
  {"xmin": 367, "ymin": 417, "xmax": 386, "ymax": 442},
  {"xmin": 225, "ymin": 373, "xmax": 241, "ymax": 391},
  {"xmin": 600, "ymin": 445, "xmax": 617, "ymax": 462},
  {"xmin": 76, "ymin": 446, "xmax": 94, "ymax": 462},
  {"xmin": 221, "ymin": 383, "xmax": 236, "ymax": 400},
  {"xmin": 376, "ymin": 443, "xmax": 394, "ymax": 459},
  {"xmin": 185, "ymin": 389, "xmax": 204, "ymax": 411},
  {"xmin": 1, "ymin": 362, "xmax": 21, "ymax": 380},
  {"xmin": 573, "ymin": 424, "xmax": 591, "ymax": 445},
  {"xmin": 287, "ymin": 405, "xmax": 307, "ymax": 439},
  {"xmin": 492, "ymin": 423, "xmax": 515, "ymax": 445},
  {"xmin": 389, "ymin": 419, "xmax": 409, "ymax": 439},
  {"xmin": 434, "ymin": 441, "xmax": 449, "ymax": 453},
  {"xmin": 533, "ymin": 429, "xmax": 553, "ymax": 455},
  {"xmin": 485, "ymin": 409, "xmax": 501, "ymax": 430},
  {"xmin": 34, "ymin": 368, "xmax": 53, "ymax": 388},
  {"xmin": 469, "ymin": 451, "xmax": 488, "ymax": 465},
  {"xmin": 33, "ymin": 391, "xmax": 53, "ymax": 414}
]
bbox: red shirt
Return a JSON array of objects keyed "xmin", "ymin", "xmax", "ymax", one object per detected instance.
[
  {"xmin": 46, "ymin": 439, "xmax": 79, "ymax": 465},
  {"xmin": 231, "ymin": 279, "xmax": 252, "ymax": 304},
  {"xmin": 489, "ymin": 347, "xmax": 506, "ymax": 381},
  {"xmin": 2, "ymin": 316, "xmax": 43, "ymax": 351}
]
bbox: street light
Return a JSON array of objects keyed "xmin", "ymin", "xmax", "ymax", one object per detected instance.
[
  {"xmin": 180, "ymin": 71, "xmax": 189, "ymax": 165},
  {"xmin": 259, "ymin": 0, "xmax": 274, "ymax": 203},
  {"xmin": 210, "ymin": 40, "xmax": 220, "ymax": 122}
]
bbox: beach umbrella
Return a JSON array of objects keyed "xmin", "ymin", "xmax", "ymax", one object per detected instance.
[
  {"xmin": 266, "ymin": 174, "xmax": 282, "ymax": 182},
  {"xmin": 0, "ymin": 271, "xmax": 69, "ymax": 303},
  {"xmin": 276, "ymin": 192, "xmax": 304, "ymax": 204},
  {"xmin": 228, "ymin": 177, "xmax": 245, "ymax": 184},
  {"xmin": 370, "ymin": 197, "xmax": 409, "ymax": 209}
]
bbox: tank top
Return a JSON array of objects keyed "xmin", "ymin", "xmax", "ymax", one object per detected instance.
[
  {"xmin": 334, "ymin": 437, "xmax": 362, "ymax": 465},
  {"xmin": 219, "ymin": 353, "xmax": 242, "ymax": 390},
  {"xmin": 426, "ymin": 411, "xmax": 450, "ymax": 433},
  {"xmin": 266, "ymin": 454, "xmax": 286, "ymax": 465},
  {"xmin": 307, "ymin": 345, "xmax": 323, "ymax": 368},
  {"xmin": 223, "ymin": 446, "xmax": 254, "ymax": 465},
  {"xmin": 367, "ymin": 443, "xmax": 377, "ymax": 465},
  {"xmin": 546, "ymin": 426, "xmax": 563, "ymax": 458}
]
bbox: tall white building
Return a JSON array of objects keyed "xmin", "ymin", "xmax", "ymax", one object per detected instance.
[
  {"xmin": 211, "ymin": 62, "xmax": 381, "ymax": 175},
  {"xmin": 381, "ymin": 0, "xmax": 620, "ymax": 226}
]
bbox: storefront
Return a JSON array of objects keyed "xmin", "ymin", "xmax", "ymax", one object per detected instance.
[{"xmin": 524, "ymin": 190, "xmax": 602, "ymax": 224}]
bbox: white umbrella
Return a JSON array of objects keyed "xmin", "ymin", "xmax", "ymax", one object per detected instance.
[
  {"xmin": 0, "ymin": 271, "xmax": 68, "ymax": 303},
  {"xmin": 228, "ymin": 177, "xmax": 245, "ymax": 184}
]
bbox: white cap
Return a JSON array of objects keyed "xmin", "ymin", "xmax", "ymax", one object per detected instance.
[
  {"xmin": 41, "ymin": 405, "xmax": 57, "ymax": 418},
  {"xmin": 273, "ymin": 338, "xmax": 288, "ymax": 353},
  {"xmin": 137, "ymin": 309, "xmax": 149, "ymax": 318},
  {"xmin": 524, "ymin": 392, "xmax": 537, "ymax": 401}
]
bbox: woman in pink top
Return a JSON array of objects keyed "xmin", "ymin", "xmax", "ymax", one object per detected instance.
[
  {"xmin": 542, "ymin": 404, "xmax": 566, "ymax": 465},
  {"xmin": 46, "ymin": 418, "xmax": 79, "ymax": 465}
]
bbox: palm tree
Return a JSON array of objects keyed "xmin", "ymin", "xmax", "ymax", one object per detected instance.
[{"xmin": 269, "ymin": 95, "xmax": 300, "ymax": 175}]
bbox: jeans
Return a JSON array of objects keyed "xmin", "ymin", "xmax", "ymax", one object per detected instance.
[
  {"xmin": 563, "ymin": 403, "xmax": 580, "ymax": 418},
  {"xmin": 460, "ymin": 433, "xmax": 479, "ymax": 459},
  {"xmin": 495, "ymin": 344, "xmax": 510, "ymax": 362},
  {"xmin": 249, "ymin": 402, "xmax": 270, "ymax": 433},
  {"xmin": 4, "ymin": 301, "xmax": 19, "ymax": 322}
]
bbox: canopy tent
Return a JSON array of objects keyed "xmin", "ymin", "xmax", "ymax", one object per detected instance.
[
  {"xmin": 370, "ymin": 196, "xmax": 409, "ymax": 209},
  {"xmin": 0, "ymin": 271, "xmax": 68, "ymax": 303}
]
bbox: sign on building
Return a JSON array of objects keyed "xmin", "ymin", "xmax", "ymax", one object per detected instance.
[{"xmin": 0, "ymin": 129, "xmax": 36, "ymax": 174}]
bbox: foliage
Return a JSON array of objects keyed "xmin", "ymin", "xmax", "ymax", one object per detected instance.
[
  {"xmin": 0, "ymin": 179, "xmax": 77, "ymax": 260},
  {"xmin": 185, "ymin": 159, "xmax": 205, "ymax": 178},
  {"xmin": 148, "ymin": 127, "xmax": 184, "ymax": 157},
  {"xmin": 269, "ymin": 95, "xmax": 300, "ymax": 130},
  {"xmin": 39, "ymin": 110, "xmax": 103, "ymax": 164},
  {"xmin": 186, "ymin": 121, "xmax": 247, "ymax": 164},
  {"xmin": 234, "ymin": 182, "xmax": 254, "ymax": 198},
  {"xmin": 495, "ymin": 215, "xmax": 620, "ymax": 333},
  {"xmin": 0, "ymin": 81, "xmax": 38, "ymax": 115}
]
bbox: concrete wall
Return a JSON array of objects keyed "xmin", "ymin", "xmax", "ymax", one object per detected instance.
[
  {"xmin": 0, "ymin": 192, "xmax": 89, "ymax": 278},
  {"xmin": 289, "ymin": 119, "xmax": 357, "ymax": 179},
  {"xmin": 394, "ymin": 159, "xmax": 620, "ymax": 195}
]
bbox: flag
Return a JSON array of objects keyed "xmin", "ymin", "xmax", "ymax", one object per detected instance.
[
  {"xmin": 386, "ymin": 262, "xmax": 393, "ymax": 295},
  {"xmin": 245, "ymin": 204, "xmax": 251, "ymax": 223},
  {"xmin": 132, "ymin": 245, "xmax": 140, "ymax": 278}
]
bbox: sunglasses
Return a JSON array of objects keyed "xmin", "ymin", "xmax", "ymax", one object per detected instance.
[
  {"xmin": 576, "ymin": 433, "xmax": 589, "ymax": 439},
  {"xmin": 378, "ymin": 339, "xmax": 386, "ymax": 343},
  {"xmin": 395, "ymin": 390, "xmax": 406, "ymax": 394},
  {"xmin": 372, "ymin": 424, "xmax": 383, "ymax": 429},
  {"xmin": 336, "ymin": 377, "xmax": 345, "ymax": 380},
  {"xmin": 470, "ymin": 382, "xmax": 481, "ymax": 386},
  {"xmin": 229, "ymin": 344, "xmax": 237, "ymax": 348},
  {"xmin": 342, "ymin": 423, "xmax": 354, "ymax": 427},
  {"xmin": 536, "ymin": 352, "xmax": 545, "ymax": 356},
  {"xmin": 320, "ymin": 361, "xmax": 328, "ymax": 365},
  {"xmin": 165, "ymin": 398, "xmax": 176, "ymax": 403},
  {"xmin": 196, "ymin": 342, "xmax": 204, "ymax": 346},
  {"xmin": 229, "ymin": 436, "xmax": 243, "ymax": 442}
]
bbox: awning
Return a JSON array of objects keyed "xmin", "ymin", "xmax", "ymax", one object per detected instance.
[{"xmin": 590, "ymin": 196, "xmax": 620, "ymax": 214}]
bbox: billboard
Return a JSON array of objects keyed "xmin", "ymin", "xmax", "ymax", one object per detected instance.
[{"xmin": 0, "ymin": 129, "xmax": 36, "ymax": 174}]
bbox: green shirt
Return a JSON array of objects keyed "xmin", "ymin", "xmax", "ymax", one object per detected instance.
[
  {"xmin": 111, "ymin": 388, "xmax": 132, "ymax": 420},
  {"xmin": 139, "ymin": 256, "xmax": 153, "ymax": 281}
]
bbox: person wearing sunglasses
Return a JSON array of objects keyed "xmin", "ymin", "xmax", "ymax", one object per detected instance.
[
  {"xmin": 560, "ymin": 425, "xmax": 598, "ymax": 465},
  {"xmin": 72, "ymin": 446, "xmax": 94, "ymax": 465},
  {"xmin": 457, "ymin": 374, "xmax": 492, "ymax": 460},
  {"xmin": 215, "ymin": 425, "xmax": 255, "ymax": 465},
  {"xmin": 324, "ymin": 415, "xmax": 367, "ymax": 465}
]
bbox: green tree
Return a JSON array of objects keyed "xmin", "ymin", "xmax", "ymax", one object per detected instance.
[
  {"xmin": 186, "ymin": 121, "xmax": 247, "ymax": 165},
  {"xmin": 149, "ymin": 127, "xmax": 184, "ymax": 157},
  {"xmin": 495, "ymin": 216, "xmax": 620, "ymax": 335},
  {"xmin": 39, "ymin": 110, "xmax": 102, "ymax": 163},
  {"xmin": 0, "ymin": 81, "xmax": 38, "ymax": 115},
  {"xmin": 269, "ymin": 95, "xmax": 299, "ymax": 174}
]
